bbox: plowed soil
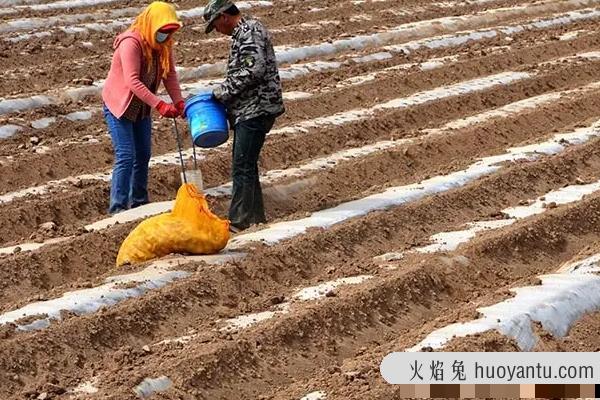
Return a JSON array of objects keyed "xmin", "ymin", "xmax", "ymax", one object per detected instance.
[{"xmin": 2, "ymin": 0, "xmax": 600, "ymax": 399}]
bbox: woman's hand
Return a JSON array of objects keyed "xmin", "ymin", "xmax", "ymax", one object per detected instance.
[
  {"xmin": 156, "ymin": 101, "xmax": 179, "ymax": 118},
  {"xmin": 175, "ymin": 100, "xmax": 186, "ymax": 118}
]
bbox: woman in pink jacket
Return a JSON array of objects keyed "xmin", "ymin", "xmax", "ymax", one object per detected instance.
[{"xmin": 102, "ymin": 1, "xmax": 184, "ymax": 214}]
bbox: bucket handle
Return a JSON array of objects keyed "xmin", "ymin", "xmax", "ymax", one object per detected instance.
[
  {"xmin": 172, "ymin": 118, "xmax": 187, "ymax": 184},
  {"xmin": 172, "ymin": 118, "xmax": 200, "ymax": 185}
]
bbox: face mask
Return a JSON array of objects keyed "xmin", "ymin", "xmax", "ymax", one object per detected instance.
[{"xmin": 156, "ymin": 31, "xmax": 169, "ymax": 43}]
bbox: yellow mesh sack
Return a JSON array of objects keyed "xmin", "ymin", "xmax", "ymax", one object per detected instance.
[{"xmin": 116, "ymin": 183, "xmax": 230, "ymax": 266}]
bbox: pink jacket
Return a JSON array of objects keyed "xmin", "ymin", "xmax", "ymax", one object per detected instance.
[{"xmin": 102, "ymin": 31, "xmax": 183, "ymax": 118}]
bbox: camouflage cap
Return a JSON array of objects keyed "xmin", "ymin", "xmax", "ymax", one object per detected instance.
[{"xmin": 203, "ymin": 0, "xmax": 234, "ymax": 33}]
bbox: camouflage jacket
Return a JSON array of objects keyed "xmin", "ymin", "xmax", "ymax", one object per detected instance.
[{"xmin": 213, "ymin": 17, "xmax": 285, "ymax": 127}]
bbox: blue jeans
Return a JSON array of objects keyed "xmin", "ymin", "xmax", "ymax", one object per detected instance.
[{"xmin": 103, "ymin": 105, "xmax": 152, "ymax": 214}]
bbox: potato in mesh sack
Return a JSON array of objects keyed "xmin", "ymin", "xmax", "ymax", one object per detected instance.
[{"xmin": 116, "ymin": 183, "xmax": 230, "ymax": 266}]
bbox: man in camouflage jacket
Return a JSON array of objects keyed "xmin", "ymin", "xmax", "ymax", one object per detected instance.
[{"xmin": 204, "ymin": 0, "xmax": 285, "ymax": 232}]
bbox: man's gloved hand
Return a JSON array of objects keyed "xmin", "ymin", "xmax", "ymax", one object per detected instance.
[
  {"xmin": 175, "ymin": 100, "xmax": 185, "ymax": 118},
  {"xmin": 156, "ymin": 101, "xmax": 179, "ymax": 118}
]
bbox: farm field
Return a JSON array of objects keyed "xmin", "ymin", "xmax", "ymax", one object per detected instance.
[{"xmin": 1, "ymin": 0, "xmax": 600, "ymax": 398}]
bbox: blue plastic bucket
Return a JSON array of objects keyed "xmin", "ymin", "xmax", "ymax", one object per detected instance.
[{"xmin": 184, "ymin": 93, "xmax": 229, "ymax": 148}]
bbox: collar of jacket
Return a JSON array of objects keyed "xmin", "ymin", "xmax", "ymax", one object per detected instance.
[{"xmin": 231, "ymin": 17, "xmax": 247, "ymax": 38}]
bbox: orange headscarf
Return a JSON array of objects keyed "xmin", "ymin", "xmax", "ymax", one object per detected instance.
[{"xmin": 129, "ymin": 1, "xmax": 182, "ymax": 79}]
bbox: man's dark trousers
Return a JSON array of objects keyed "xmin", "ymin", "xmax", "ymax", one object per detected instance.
[{"xmin": 229, "ymin": 114, "xmax": 276, "ymax": 230}]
